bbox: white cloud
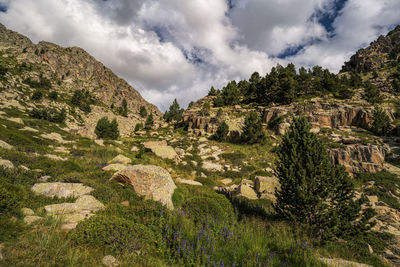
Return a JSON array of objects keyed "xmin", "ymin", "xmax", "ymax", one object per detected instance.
[{"xmin": 0, "ymin": 0, "xmax": 399, "ymax": 110}]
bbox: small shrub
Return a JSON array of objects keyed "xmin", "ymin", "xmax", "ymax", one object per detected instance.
[
  {"xmin": 48, "ymin": 91, "xmax": 58, "ymax": 100},
  {"xmin": 23, "ymin": 77, "xmax": 52, "ymax": 90},
  {"xmin": 29, "ymin": 107, "xmax": 66, "ymax": 123},
  {"xmin": 172, "ymin": 187, "xmax": 186, "ymax": 207},
  {"xmin": 134, "ymin": 123, "xmax": 143, "ymax": 132},
  {"xmin": 0, "ymin": 181, "xmax": 24, "ymax": 218},
  {"xmin": 71, "ymin": 89, "xmax": 94, "ymax": 113},
  {"xmin": 94, "ymin": 117, "xmax": 119, "ymax": 140},
  {"xmin": 183, "ymin": 193, "xmax": 234, "ymax": 224},
  {"xmin": 71, "ymin": 215, "xmax": 154, "ymax": 254},
  {"xmin": 31, "ymin": 90, "xmax": 43, "ymax": 101}
]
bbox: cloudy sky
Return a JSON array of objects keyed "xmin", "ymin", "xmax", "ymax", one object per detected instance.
[{"xmin": 0, "ymin": 0, "xmax": 399, "ymax": 110}]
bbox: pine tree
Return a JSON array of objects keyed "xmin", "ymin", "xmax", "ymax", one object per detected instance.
[
  {"xmin": 164, "ymin": 99, "xmax": 183, "ymax": 122},
  {"xmin": 95, "ymin": 117, "xmax": 119, "ymax": 140},
  {"xmin": 275, "ymin": 117, "xmax": 374, "ymax": 239},
  {"xmin": 241, "ymin": 111, "xmax": 265, "ymax": 144},
  {"xmin": 139, "ymin": 106, "xmax": 148, "ymax": 118},
  {"xmin": 120, "ymin": 99, "xmax": 128, "ymax": 117},
  {"xmin": 145, "ymin": 113, "xmax": 154, "ymax": 129},
  {"xmin": 208, "ymin": 86, "xmax": 217, "ymax": 96},
  {"xmin": 371, "ymin": 107, "xmax": 392, "ymax": 136},
  {"xmin": 214, "ymin": 121, "xmax": 229, "ymax": 142}
]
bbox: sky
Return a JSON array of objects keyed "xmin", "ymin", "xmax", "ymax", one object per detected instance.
[{"xmin": 0, "ymin": 0, "xmax": 399, "ymax": 111}]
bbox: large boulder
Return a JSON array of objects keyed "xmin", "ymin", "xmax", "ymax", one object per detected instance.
[
  {"xmin": 108, "ymin": 154, "xmax": 132, "ymax": 165},
  {"xmin": 31, "ymin": 182, "xmax": 94, "ymax": 198},
  {"xmin": 0, "ymin": 159, "xmax": 14, "ymax": 169},
  {"xmin": 143, "ymin": 141, "xmax": 179, "ymax": 161},
  {"xmin": 0, "ymin": 140, "xmax": 13, "ymax": 150},
  {"xmin": 254, "ymin": 176, "xmax": 280, "ymax": 195},
  {"xmin": 110, "ymin": 165, "xmax": 177, "ymax": 209}
]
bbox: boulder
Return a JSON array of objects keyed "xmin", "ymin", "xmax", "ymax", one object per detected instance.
[
  {"xmin": 143, "ymin": 141, "xmax": 179, "ymax": 161},
  {"xmin": 176, "ymin": 178, "xmax": 202, "ymax": 186},
  {"xmin": 102, "ymin": 255, "xmax": 119, "ymax": 267},
  {"xmin": 254, "ymin": 176, "xmax": 280, "ymax": 194},
  {"xmin": 236, "ymin": 184, "xmax": 258, "ymax": 200},
  {"xmin": 320, "ymin": 257, "xmax": 373, "ymax": 267},
  {"xmin": 20, "ymin": 126, "xmax": 39, "ymax": 133},
  {"xmin": 0, "ymin": 159, "xmax": 14, "ymax": 169},
  {"xmin": 109, "ymin": 155, "xmax": 132, "ymax": 165},
  {"xmin": 0, "ymin": 243, "xmax": 3, "ymax": 260},
  {"xmin": 94, "ymin": 139, "xmax": 104, "ymax": 146},
  {"xmin": 31, "ymin": 182, "xmax": 94, "ymax": 198},
  {"xmin": 0, "ymin": 140, "xmax": 13, "ymax": 150},
  {"xmin": 175, "ymin": 147, "xmax": 185, "ymax": 157},
  {"xmin": 130, "ymin": 146, "xmax": 139, "ymax": 152},
  {"xmin": 102, "ymin": 164, "xmax": 127, "ymax": 172},
  {"xmin": 202, "ymin": 161, "xmax": 223, "ymax": 172},
  {"xmin": 220, "ymin": 178, "xmax": 232, "ymax": 185},
  {"xmin": 8, "ymin": 117, "xmax": 24, "ymax": 124},
  {"xmin": 23, "ymin": 216, "xmax": 43, "ymax": 225},
  {"xmin": 110, "ymin": 165, "xmax": 177, "ymax": 209},
  {"xmin": 41, "ymin": 132, "xmax": 71, "ymax": 144},
  {"xmin": 21, "ymin": 208, "xmax": 34, "ymax": 216},
  {"xmin": 45, "ymin": 195, "xmax": 105, "ymax": 229},
  {"xmin": 45, "ymin": 154, "xmax": 67, "ymax": 161}
]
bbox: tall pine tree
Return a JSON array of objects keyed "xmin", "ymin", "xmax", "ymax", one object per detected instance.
[{"xmin": 275, "ymin": 117, "xmax": 374, "ymax": 239}]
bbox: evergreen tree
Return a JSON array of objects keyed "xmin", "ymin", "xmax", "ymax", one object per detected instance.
[
  {"xmin": 213, "ymin": 121, "xmax": 229, "ymax": 142},
  {"xmin": 222, "ymin": 81, "xmax": 240, "ymax": 106},
  {"xmin": 95, "ymin": 117, "xmax": 119, "ymax": 140},
  {"xmin": 145, "ymin": 113, "xmax": 154, "ymax": 129},
  {"xmin": 139, "ymin": 106, "xmax": 148, "ymax": 118},
  {"xmin": 275, "ymin": 117, "xmax": 374, "ymax": 239},
  {"xmin": 241, "ymin": 111, "xmax": 265, "ymax": 144},
  {"xmin": 164, "ymin": 99, "xmax": 184, "ymax": 122},
  {"xmin": 213, "ymin": 95, "xmax": 224, "ymax": 107},
  {"xmin": 364, "ymin": 81, "xmax": 382, "ymax": 104},
  {"xmin": 200, "ymin": 102, "xmax": 211, "ymax": 116},
  {"xmin": 119, "ymin": 99, "xmax": 128, "ymax": 117},
  {"xmin": 208, "ymin": 86, "xmax": 217, "ymax": 96},
  {"xmin": 371, "ymin": 107, "xmax": 392, "ymax": 136}
]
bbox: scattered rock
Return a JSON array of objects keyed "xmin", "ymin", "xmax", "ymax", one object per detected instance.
[
  {"xmin": 0, "ymin": 243, "xmax": 3, "ymax": 260},
  {"xmin": 19, "ymin": 165, "xmax": 30, "ymax": 171},
  {"xmin": 176, "ymin": 178, "xmax": 202, "ymax": 186},
  {"xmin": 44, "ymin": 154, "xmax": 67, "ymax": 161},
  {"xmin": 199, "ymin": 137, "xmax": 208, "ymax": 143},
  {"xmin": 120, "ymin": 201, "xmax": 130, "ymax": 207},
  {"xmin": 94, "ymin": 139, "xmax": 104, "ymax": 146},
  {"xmin": 175, "ymin": 147, "xmax": 185, "ymax": 157},
  {"xmin": 102, "ymin": 255, "xmax": 119, "ymax": 267},
  {"xmin": 109, "ymin": 154, "xmax": 132, "ymax": 165},
  {"xmin": 131, "ymin": 146, "xmax": 139, "ymax": 152},
  {"xmin": 102, "ymin": 164, "xmax": 127, "ymax": 172},
  {"xmin": 8, "ymin": 117, "xmax": 24, "ymax": 124},
  {"xmin": 21, "ymin": 208, "xmax": 34, "ymax": 216},
  {"xmin": 0, "ymin": 159, "xmax": 14, "ymax": 169},
  {"xmin": 254, "ymin": 176, "xmax": 280, "ymax": 194},
  {"xmin": 220, "ymin": 179, "xmax": 232, "ymax": 185},
  {"xmin": 110, "ymin": 164, "xmax": 177, "ymax": 209},
  {"xmin": 23, "ymin": 216, "xmax": 43, "ymax": 225},
  {"xmin": 367, "ymin": 195, "xmax": 378, "ymax": 204},
  {"xmin": 32, "ymin": 182, "xmax": 94, "ymax": 198},
  {"xmin": 320, "ymin": 257, "xmax": 373, "ymax": 267},
  {"xmin": 41, "ymin": 132, "xmax": 71, "ymax": 144},
  {"xmin": 236, "ymin": 183, "xmax": 258, "ymax": 200},
  {"xmin": 45, "ymin": 195, "xmax": 105, "ymax": 229},
  {"xmin": 39, "ymin": 175, "xmax": 51, "ymax": 182},
  {"xmin": 368, "ymin": 244, "xmax": 374, "ymax": 254},
  {"xmin": 200, "ymin": 172, "xmax": 207, "ymax": 178},
  {"xmin": 202, "ymin": 161, "xmax": 223, "ymax": 172},
  {"xmin": 19, "ymin": 126, "xmax": 39, "ymax": 132},
  {"xmin": 0, "ymin": 140, "xmax": 13, "ymax": 150},
  {"xmin": 191, "ymin": 160, "xmax": 198, "ymax": 167}
]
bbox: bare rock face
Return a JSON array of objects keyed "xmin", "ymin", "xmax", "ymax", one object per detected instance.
[
  {"xmin": 329, "ymin": 144, "xmax": 386, "ymax": 173},
  {"xmin": 31, "ymin": 182, "xmax": 94, "ymax": 198},
  {"xmin": 110, "ymin": 165, "xmax": 177, "ymax": 210}
]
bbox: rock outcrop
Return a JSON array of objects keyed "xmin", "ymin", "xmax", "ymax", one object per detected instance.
[
  {"xmin": 110, "ymin": 165, "xmax": 177, "ymax": 209},
  {"xmin": 329, "ymin": 144, "xmax": 387, "ymax": 173}
]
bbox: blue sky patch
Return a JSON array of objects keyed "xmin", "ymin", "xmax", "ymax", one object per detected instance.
[{"xmin": 0, "ymin": 3, "xmax": 7, "ymax": 13}]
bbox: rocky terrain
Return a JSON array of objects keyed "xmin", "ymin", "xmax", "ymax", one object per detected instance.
[{"xmin": 0, "ymin": 24, "xmax": 400, "ymax": 267}]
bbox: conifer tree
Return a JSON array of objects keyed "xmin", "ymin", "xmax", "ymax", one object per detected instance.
[
  {"xmin": 164, "ymin": 99, "xmax": 184, "ymax": 122},
  {"xmin": 275, "ymin": 117, "xmax": 374, "ymax": 239},
  {"xmin": 139, "ymin": 106, "xmax": 148, "ymax": 118},
  {"xmin": 241, "ymin": 111, "xmax": 265, "ymax": 144},
  {"xmin": 371, "ymin": 107, "xmax": 392, "ymax": 136},
  {"xmin": 145, "ymin": 112, "xmax": 154, "ymax": 129},
  {"xmin": 214, "ymin": 121, "xmax": 229, "ymax": 142}
]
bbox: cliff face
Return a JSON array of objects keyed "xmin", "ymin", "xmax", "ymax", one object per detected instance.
[{"xmin": 0, "ymin": 23, "xmax": 161, "ymax": 137}]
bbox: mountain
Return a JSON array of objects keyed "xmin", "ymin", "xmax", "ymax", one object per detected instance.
[{"xmin": 0, "ymin": 23, "xmax": 161, "ymax": 137}]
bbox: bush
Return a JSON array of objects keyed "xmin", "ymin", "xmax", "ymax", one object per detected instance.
[
  {"xmin": 267, "ymin": 115, "xmax": 285, "ymax": 131},
  {"xmin": 23, "ymin": 76, "xmax": 52, "ymax": 90},
  {"xmin": 31, "ymin": 90, "xmax": 43, "ymax": 101},
  {"xmin": 371, "ymin": 107, "xmax": 392, "ymax": 136},
  {"xmin": 118, "ymin": 98, "xmax": 128, "ymax": 117},
  {"xmin": 213, "ymin": 121, "xmax": 229, "ymax": 141},
  {"xmin": 48, "ymin": 91, "xmax": 58, "ymax": 100},
  {"xmin": 71, "ymin": 215, "xmax": 154, "ymax": 254},
  {"xmin": 134, "ymin": 123, "xmax": 143, "ymax": 132},
  {"xmin": 29, "ymin": 107, "xmax": 66, "ymax": 123},
  {"xmin": 71, "ymin": 89, "xmax": 94, "ymax": 113},
  {"xmin": 0, "ymin": 181, "xmax": 24, "ymax": 218},
  {"xmin": 139, "ymin": 106, "xmax": 148, "ymax": 118},
  {"xmin": 183, "ymin": 193, "xmax": 234, "ymax": 224},
  {"xmin": 94, "ymin": 117, "xmax": 119, "ymax": 140}
]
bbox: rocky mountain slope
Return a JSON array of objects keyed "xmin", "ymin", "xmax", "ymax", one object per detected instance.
[{"xmin": 0, "ymin": 23, "xmax": 161, "ymax": 138}]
